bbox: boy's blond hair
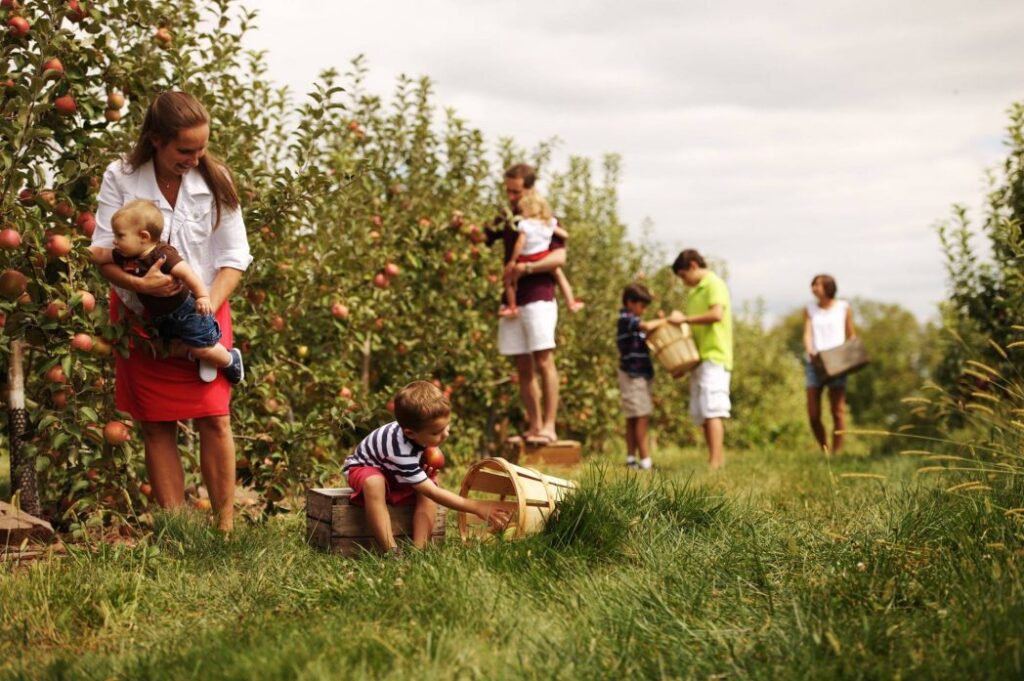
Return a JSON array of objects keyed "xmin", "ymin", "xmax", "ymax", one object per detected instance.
[
  {"xmin": 112, "ymin": 199, "xmax": 165, "ymax": 241},
  {"xmin": 518, "ymin": 191, "xmax": 553, "ymax": 221},
  {"xmin": 394, "ymin": 380, "xmax": 450, "ymax": 430}
]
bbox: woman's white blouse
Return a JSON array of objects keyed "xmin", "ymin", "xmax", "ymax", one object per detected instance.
[
  {"xmin": 92, "ymin": 159, "xmax": 253, "ymax": 313},
  {"xmin": 807, "ymin": 299, "xmax": 849, "ymax": 353}
]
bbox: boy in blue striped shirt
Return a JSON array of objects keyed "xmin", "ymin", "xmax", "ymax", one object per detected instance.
[
  {"xmin": 343, "ymin": 380, "xmax": 509, "ymax": 553},
  {"xmin": 617, "ymin": 283, "xmax": 667, "ymax": 470}
]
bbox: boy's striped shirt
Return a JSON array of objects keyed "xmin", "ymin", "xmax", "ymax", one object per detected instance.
[
  {"xmin": 342, "ymin": 421, "xmax": 427, "ymax": 485},
  {"xmin": 617, "ymin": 308, "xmax": 654, "ymax": 379}
]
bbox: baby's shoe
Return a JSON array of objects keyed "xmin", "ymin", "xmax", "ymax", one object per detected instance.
[
  {"xmin": 196, "ymin": 358, "xmax": 218, "ymax": 383},
  {"xmin": 223, "ymin": 348, "xmax": 244, "ymax": 385}
]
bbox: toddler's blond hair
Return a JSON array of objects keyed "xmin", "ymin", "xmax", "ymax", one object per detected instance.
[
  {"xmin": 518, "ymin": 191, "xmax": 553, "ymax": 221},
  {"xmin": 111, "ymin": 199, "xmax": 164, "ymax": 240}
]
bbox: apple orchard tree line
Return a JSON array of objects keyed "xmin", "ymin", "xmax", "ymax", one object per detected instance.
[
  {"xmin": 7, "ymin": 0, "xmax": 960, "ymax": 533},
  {"xmin": 1, "ymin": 0, "xmax": 705, "ymax": 531}
]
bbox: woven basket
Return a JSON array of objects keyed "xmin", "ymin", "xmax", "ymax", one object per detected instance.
[
  {"xmin": 457, "ymin": 457, "xmax": 576, "ymax": 541},
  {"xmin": 645, "ymin": 322, "xmax": 701, "ymax": 377}
]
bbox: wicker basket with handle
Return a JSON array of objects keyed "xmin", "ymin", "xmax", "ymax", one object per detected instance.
[
  {"xmin": 458, "ymin": 457, "xmax": 576, "ymax": 541},
  {"xmin": 645, "ymin": 322, "xmax": 701, "ymax": 378}
]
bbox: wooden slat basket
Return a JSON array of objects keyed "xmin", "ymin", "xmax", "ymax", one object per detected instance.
[
  {"xmin": 306, "ymin": 487, "xmax": 446, "ymax": 556},
  {"xmin": 646, "ymin": 322, "xmax": 700, "ymax": 377},
  {"xmin": 457, "ymin": 457, "xmax": 576, "ymax": 541}
]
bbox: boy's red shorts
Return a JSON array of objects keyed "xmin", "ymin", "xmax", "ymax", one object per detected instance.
[{"xmin": 346, "ymin": 466, "xmax": 438, "ymax": 507}]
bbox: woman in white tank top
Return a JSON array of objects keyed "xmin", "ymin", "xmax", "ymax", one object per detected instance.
[{"xmin": 802, "ymin": 274, "xmax": 856, "ymax": 453}]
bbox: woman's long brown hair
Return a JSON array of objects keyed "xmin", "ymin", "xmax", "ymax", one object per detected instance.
[{"xmin": 124, "ymin": 91, "xmax": 239, "ymax": 228}]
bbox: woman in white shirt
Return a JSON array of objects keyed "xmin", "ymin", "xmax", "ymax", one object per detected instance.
[
  {"xmin": 803, "ymin": 274, "xmax": 855, "ymax": 453},
  {"xmin": 92, "ymin": 92, "xmax": 252, "ymax": 532}
]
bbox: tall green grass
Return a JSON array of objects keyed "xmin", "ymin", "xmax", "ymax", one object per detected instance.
[{"xmin": 0, "ymin": 447, "xmax": 1021, "ymax": 680}]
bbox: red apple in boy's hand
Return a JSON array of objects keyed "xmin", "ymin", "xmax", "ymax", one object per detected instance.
[{"xmin": 422, "ymin": 447, "xmax": 445, "ymax": 470}]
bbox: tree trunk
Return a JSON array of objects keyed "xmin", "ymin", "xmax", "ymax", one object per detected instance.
[{"xmin": 8, "ymin": 339, "xmax": 40, "ymax": 516}]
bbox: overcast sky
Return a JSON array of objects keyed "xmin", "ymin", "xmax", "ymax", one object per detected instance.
[{"xmin": 243, "ymin": 0, "xmax": 1023, "ymax": 321}]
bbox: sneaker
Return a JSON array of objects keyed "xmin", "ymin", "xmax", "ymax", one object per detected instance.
[
  {"xmin": 223, "ymin": 348, "xmax": 244, "ymax": 385},
  {"xmin": 625, "ymin": 459, "xmax": 638, "ymax": 469},
  {"xmin": 198, "ymin": 360, "xmax": 218, "ymax": 383}
]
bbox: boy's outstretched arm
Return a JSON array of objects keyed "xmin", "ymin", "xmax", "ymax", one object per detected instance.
[
  {"xmin": 169, "ymin": 260, "xmax": 214, "ymax": 315},
  {"xmin": 639, "ymin": 317, "xmax": 668, "ymax": 332},
  {"xmin": 412, "ymin": 479, "xmax": 511, "ymax": 531}
]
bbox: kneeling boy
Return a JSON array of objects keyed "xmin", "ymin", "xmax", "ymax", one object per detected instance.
[{"xmin": 342, "ymin": 380, "xmax": 509, "ymax": 552}]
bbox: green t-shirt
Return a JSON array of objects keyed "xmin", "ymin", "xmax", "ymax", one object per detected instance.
[{"xmin": 686, "ymin": 270, "xmax": 733, "ymax": 371}]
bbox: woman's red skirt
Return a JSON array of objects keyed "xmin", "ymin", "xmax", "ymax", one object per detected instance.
[{"xmin": 110, "ymin": 291, "xmax": 234, "ymax": 422}]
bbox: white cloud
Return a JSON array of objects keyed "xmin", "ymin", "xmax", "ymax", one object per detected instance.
[{"xmin": 242, "ymin": 0, "xmax": 1024, "ymax": 320}]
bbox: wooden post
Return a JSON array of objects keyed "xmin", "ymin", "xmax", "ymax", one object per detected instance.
[{"xmin": 7, "ymin": 339, "xmax": 40, "ymax": 516}]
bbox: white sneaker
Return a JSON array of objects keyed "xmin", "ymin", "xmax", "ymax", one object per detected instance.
[{"xmin": 198, "ymin": 360, "xmax": 218, "ymax": 383}]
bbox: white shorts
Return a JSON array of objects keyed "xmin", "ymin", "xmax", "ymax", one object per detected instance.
[
  {"xmin": 498, "ymin": 300, "xmax": 558, "ymax": 356},
  {"xmin": 689, "ymin": 361, "xmax": 731, "ymax": 424}
]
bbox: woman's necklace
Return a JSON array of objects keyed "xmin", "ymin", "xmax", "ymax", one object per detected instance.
[{"xmin": 155, "ymin": 167, "xmax": 180, "ymax": 191}]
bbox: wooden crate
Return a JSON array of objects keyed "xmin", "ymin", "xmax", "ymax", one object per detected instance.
[
  {"xmin": 503, "ymin": 438, "xmax": 582, "ymax": 466},
  {"xmin": 305, "ymin": 487, "xmax": 445, "ymax": 556}
]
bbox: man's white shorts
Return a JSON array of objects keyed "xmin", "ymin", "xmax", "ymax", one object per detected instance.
[
  {"xmin": 689, "ymin": 360, "xmax": 732, "ymax": 424},
  {"xmin": 498, "ymin": 300, "xmax": 558, "ymax": 356}
]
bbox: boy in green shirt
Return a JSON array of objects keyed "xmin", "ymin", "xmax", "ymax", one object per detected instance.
[{"xmin": 667, "ymin": 249, "xmax": 732, "ymax": 469}]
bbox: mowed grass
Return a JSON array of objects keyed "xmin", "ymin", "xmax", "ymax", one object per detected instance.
[{"xmin": 1, "ymin": 445, "xmax": 1022, "ymax": 680}]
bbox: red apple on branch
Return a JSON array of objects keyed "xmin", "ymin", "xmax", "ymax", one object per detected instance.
[
  {"xmin": 44, "ymin": 301, "xmax": 69, "ymax": 320},
  {"xmin": 46, "ymin": 366, "xmax": 67, "ymax": 384},
  {"xmin": 75, "ymin": 289, "xmax": 96, "ymax": 312},
  {"xmin": 45, "ymin": 233, "xmax": 72, "ymax": 257},
  {"xmin": 75, "ymin": 211, "xmax": 96, "ymax": 236},
  {"xmin": 7, "ymin": 16, "xmax": 29, "ymax": 38},
  {"xmin": 154, "ymin": 27, "xmax": 172, "ymax": 46},
  {"xmin": 330, "ymin": 301, "xmax": 349, "ymax": 319},
  {"xmin": 0, "ymin": 269, "xmax": 28, "ymax": 300},
  {"xmin": 54, "ymin": 201, "xmax": 74, "ymax": 219},
  {"xmin": 384, "ymin": 262, "xmax": 400, "ymax": 277},
  {"xmin": 54, "ymin": 95, "xmax": 77, "ymax": 116},
  {"xmin": 66, "ymin": 0, "xmax": 86, "ymax": 22},
  {"xmin": 103, "ymin": 420, "xmax": 131, "ymax": 445},
  {"xmin": 373, "ymin": 273, "xmax": 389, "ymax": 289},
  {"xmin": 90, "ymin": 338, "xmax": 112, "ymax": 356},
  {"xmin": 42, "ymin": 58, "xmax": 64, "ymax": 79},
  {"xmin": 0, "ymin": 228, "xmax": 21, "ymax": 249},
  {"xmin": 71, "ymin": 333, "xmax": 93, "ymax": 352}
]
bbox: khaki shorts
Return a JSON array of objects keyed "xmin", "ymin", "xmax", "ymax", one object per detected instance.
[{"xmin": 618, "ymin": 369, "xmax": 654, "ymax": 418}]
